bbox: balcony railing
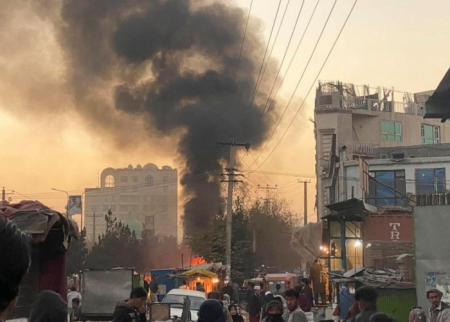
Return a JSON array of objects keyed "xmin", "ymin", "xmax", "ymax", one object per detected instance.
[
  {"xmin": 351, "ymin": 142, "xmax": 379, "ymax": 156},
  {"xmin": 317, "ymin": 95, "xmax": 425, "ymax": 116}
]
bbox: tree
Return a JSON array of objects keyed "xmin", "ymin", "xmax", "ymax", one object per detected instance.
[
  {"xmin": 66, "ymin": 228, "xmax": 88, "ymax": 275},
  {"xmin": 85, "ymin": 211, "xmax": 144, "ymax": 270}
]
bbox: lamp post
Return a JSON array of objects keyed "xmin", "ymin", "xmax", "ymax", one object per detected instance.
[
  {"xmin": 81, "ymin": 188, "xmax": 99, "ymax": 231},
  {"xmin": 51, "ymin": 188, "xmax": 69, "ymax": 218}
]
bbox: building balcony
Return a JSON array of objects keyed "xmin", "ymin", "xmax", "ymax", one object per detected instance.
[{"xmin": 351, "ymin": 141, "xmax": 379, "ymax": 157}]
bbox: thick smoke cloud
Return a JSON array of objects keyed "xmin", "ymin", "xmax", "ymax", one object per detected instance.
[{"xmin": 53, "ymin": 0, "xmax": 278, "ymax": 235}]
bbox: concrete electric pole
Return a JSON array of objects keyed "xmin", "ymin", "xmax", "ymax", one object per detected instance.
[
  {"xmin": 298, "ymin": 180, "xmax": 311, "ymax": 225},
  {"xmin": 219, "ymin": 139, "xmax": 250, "ymax": 280}
]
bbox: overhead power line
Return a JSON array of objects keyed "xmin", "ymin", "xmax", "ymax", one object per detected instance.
[
  {"xmin": 250, "ymin": 0, "xmax": 358, "ymax": 171},
  {"xmin": 247, "ymin": 0, "xmax": 338, "ymax": 171},
  {"xmin": 235, "ymin": 0, "xmax": 254, "ymax": 79}
]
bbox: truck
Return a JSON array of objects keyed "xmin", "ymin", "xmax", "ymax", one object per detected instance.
[{"xmin": 79, "ymin": 268, "xmax": 136, "ymax": 320}]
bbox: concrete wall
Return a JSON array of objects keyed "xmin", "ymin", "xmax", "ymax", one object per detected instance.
[
  {"xmin": 352, "ymin": 111, "xmax": 450, "ymax": 148},
  {"xmin": 414, "ymin": 205, "xmax": 450, "ymax": 309}
]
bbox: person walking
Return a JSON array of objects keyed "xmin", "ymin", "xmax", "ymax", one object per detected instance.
[
  {"xmin": 284, "ymin": 289, "xmax": 307, "ymax": 322},
  {"xmin": 248, "ymin": 285, "xmax": 263, "ymax": 322},
  {"xmin": 427, "ymin": 288, "xmax": 450, "ymax": 322},
  {"xmin": 112, "ymin": 287, "xmax": 148, "ymax": 322}
]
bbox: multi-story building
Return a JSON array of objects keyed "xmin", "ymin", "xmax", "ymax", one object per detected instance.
[
  {"xmin": 314, "ymin": 81, "xmax": 450, "ymax": 219},
  {"xmin": 326, "ymin": 144, "xmax": 450, "ymax": 280},
  {"xmin": 84, "ymin": 163, "xmax": 177, "ymax": 243}
]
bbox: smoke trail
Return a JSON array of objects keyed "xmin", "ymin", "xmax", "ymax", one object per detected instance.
[{"xmin": 53, "ymin": 0, "xmax": 278, "ymax": 235}]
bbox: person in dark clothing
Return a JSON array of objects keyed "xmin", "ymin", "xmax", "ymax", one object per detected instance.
[
  {"xmin": 262, "ymin": 300, "xmax": 286, "ymax": 322},
  {"xmin": 273, "ymin": 284, "xmax": 282, "ymax": 296},
  {"xmin": 347, "ymin": 287, "xmax": 377, "ymax": 322},
  {"xmin": 149, "ymin": 278, "xmax": 159, "ymax": 303},
  {"xmin": 198, "ymin": 300, "xmax": 226, "ymax": 322},
  {"xmin": 29, "ymin": 290, "xmax": 68, "ymax": 322},
  {"xmin": 300, "ymin": 278, "xmax": 314, "ymax": 308},
  {"xmin": 260, "ymin": 293, "xmax": 275, "ymax": 321},
  {"xmin": 246, "ymin": 282, "xmax": 255, "ymax": 302},
  {"xmin": 112, "ymin": 287, "xmax": 147, "ymax": 322},
  {"xmin": 229, "ymin": 304, "xmax": 244, "ymax": 322},
  {"xmin": 369, "ymin": 313, "xmax": 396, "ymax": 322},
  {"xmin": 71, "ymin": 298, "xmax": 82, "ymax": 322},
  {"xmin": 222, "ymin": 281, "xmax": 235, "ymax": 299},
  {"xmin": 247, "ymin": 285, "xmax": 262, "ymax": 322},
  {"xmin": 0, "ymin": 219, "xmax": 30, "ymax": 322}
]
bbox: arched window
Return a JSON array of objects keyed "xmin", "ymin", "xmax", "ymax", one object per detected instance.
[
  {"xmin": 145, "ymin": 175, "xmax": 154, "ymax": 186},
  {"xmin": 105, "ymin": 175, "xmax": 115, "ymax": 188}
]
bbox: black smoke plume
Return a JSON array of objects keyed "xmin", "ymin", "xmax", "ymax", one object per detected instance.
[{"xmin": 55, "ymin": 0, "xmax": 278, "ymax": 235}]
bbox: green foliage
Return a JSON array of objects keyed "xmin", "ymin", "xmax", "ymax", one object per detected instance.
[
  {"xmin": 185, "ymin": 196, "xmax": 299, "ymax": 284},
  {"xmin": 84, "ymin": 211, "xmax": 144, "ymax": 271}
]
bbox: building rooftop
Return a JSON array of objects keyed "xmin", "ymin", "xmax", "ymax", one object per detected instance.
[{"xmin": 316, "ymin": 80, "xmax": 433, "ymax": 115}]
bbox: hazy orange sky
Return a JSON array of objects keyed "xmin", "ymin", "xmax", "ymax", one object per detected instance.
[{"xmin": 1, "ymin": 0, "xmax": 449, "ymax": 227}]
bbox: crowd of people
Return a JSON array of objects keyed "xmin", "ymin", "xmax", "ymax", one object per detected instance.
[{"xmin": 1, "ymin": 217, "xmax": 450, "ymax": 322}]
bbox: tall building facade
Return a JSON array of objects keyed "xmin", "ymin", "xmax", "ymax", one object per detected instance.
[
  {"xmin": 314, "ymin": 81, "xmax": 450, "ymax": 218},
  {"xmin": 84, "ymin": 163, "xmax": 177, "ymax": 243}
]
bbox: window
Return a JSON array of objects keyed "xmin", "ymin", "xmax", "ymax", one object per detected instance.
[
  {"xmin": 162, "ymin": 186, "xmax": 168, "ymax": 193},
  {"xmin": 121, "ymin": 176, "xmax": 128, "ymax": 182},
  {"xmin": 163, "ymin": 176, "xmax": 168, "ymax": 183},
  {"xmin": 110, "ymin": 205, "xmax": 116, "ymax": 211},
  {"xmin": 145, "ymin": 175, "xmax": 154, "ymax": 186},
  {"xmin": 120, "ymin": 205, "xmax": 128, "ymax": 212},
  {"xmin": 103, "ymin": 205, "xmax": 109, "ymax": 211},
  {"xmin": 105, "ymin": 175, "xmax": 115, "ymax": 188},
  {"xmin": 416, "ymin": 169, "xmax": 445, "ymax": 194},
  {"xmin": 382, "ymin": 121, "xmax": 402, "ymax": 141},
  {"xmin": 131, "ymin": 186, "xmax": 138, "ymax": 193},
  {"xmin": 366, "ymin": 170, "xmax": 406, "ymax": 206},
  {"xmin": 143, "ymin": 205, "xmax": 148, "ymax": 212},
  {"xmin": 132, "ymin": 176, "xmax": 139, "ymax": 182},
  {"xmin": 421, "ymin": 124, "xmax": 440, "ymax": 144}
]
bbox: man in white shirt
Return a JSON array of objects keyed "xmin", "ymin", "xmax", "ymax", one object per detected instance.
[
  {"xmin": 285, "ymin": 289, "xmax": 307, "ymax": 322},
  {"xmin": 67, "ymin": 286, "xmax": 82, "ymax": 309}
]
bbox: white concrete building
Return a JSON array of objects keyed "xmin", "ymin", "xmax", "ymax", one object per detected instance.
[
  {"xmin": 83, "ymin": 163, "xmax": 177, "ymax": 243},
  {"xmin": 343, "ymin": 155, "xmax": 449, "ymax": 205},
  {"xmin": 314, "ymin": 81, "xmax": 450, "ymax": 217}
]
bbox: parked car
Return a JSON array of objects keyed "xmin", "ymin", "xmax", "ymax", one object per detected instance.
[{"xmin": 161, "ymin": 289, "xmax": 206, "ymax": 321}]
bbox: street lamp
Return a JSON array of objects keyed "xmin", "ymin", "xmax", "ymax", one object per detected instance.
[{"xmin": 51, "ymin": 188, "xmax": 69, "ymax": 217}]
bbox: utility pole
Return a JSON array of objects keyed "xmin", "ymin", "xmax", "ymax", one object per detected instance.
[
  {"xmin": 298, "ymin": 180, "xmax": 311, "ymax": 225},
  {"xmin": 1, "ymin": 187, "xmax": 14, "ymax": 202},
  {"xmin": 258, "ymin": 184, "xmax": 277, "ymax": 211},
  {"xmin": 219, "ymin": 139, "xmax": 250, "ymax": 280}
]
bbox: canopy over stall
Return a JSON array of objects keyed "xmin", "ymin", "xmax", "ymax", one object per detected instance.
[{"xmin": 0, "ymin": 200, "xmax": 78, "ymax": 318}]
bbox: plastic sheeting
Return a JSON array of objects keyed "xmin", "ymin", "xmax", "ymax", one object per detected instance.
[
  {"xmin": 81, "ymin": 269, "xmax": 134, "ymax": 316},
  {"xmin": 290, "ymin": 222, "xmax": 323, "ymax": 264}
]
